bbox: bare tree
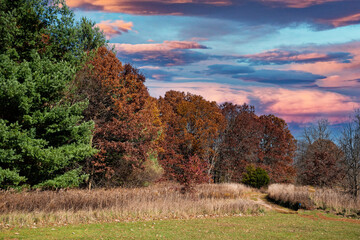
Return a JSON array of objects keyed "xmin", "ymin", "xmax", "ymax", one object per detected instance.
[
  {"xmin": 340, "ymin": 110, "xmax": 360, "ymax": 197},
  {"xmin": 303, "ymin": 119, "xmax": 332, "ymax": 145},
  {"xmin": 296, "ymin": 119, "xmax": 331, "ymax": 170}
]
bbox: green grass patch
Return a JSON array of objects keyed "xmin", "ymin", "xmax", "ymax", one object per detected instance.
[{"xmin": 1, "ymin": 211, "xmax": 359, "ymax": 239}]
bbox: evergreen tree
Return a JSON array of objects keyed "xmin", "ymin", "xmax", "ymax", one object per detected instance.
[
  {"xmin": 0, "ymin": 0, "xmax": 106, "ymax": 189},
  {"xmin": 242, "ymin": 165, "xmax": 269, "ymax": 189}
]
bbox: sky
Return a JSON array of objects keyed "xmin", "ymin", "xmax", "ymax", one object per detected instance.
[{"xmin": 66, "ymin": 0, "xmax": 360, "ymax": 137}]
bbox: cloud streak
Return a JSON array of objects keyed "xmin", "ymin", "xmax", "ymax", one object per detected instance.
[
  {"xmin": 95, "ymin": 20, "xmax": 133, "ymax": 38},
  {"xmin": 206, "ymin": 64, "xmax": 255, "ymax": 75},
  {"xmin": 234, "ymin": 69, "xmax": 325, "ymax": 85},
  {"xmin": 238, "ymin": 49, "xmax": 353, "ymax": 65},
  {"xmin": 112, "ymin": 41, "xmax": 209, "ymax": 66},
  {"xmin": 323, "ymin": 13, "xmax": 360, "ymax": 27},
  {"xmin": 257, "ymin": 0, "xmax": 342, "ymax": 8},
  {"xmin": 113, "ymin": 41, "xmax": 208, "ymax": 52}
]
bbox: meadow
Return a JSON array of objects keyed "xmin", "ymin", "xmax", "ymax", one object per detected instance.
[{"xmin": 1, "ymin": 183, "xmax": 359, "ymax": 239}]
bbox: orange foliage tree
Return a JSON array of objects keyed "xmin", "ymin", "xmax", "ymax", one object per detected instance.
[
  {"xmin": 75, "ymin": 47, "xmax": 163, "ymax": 187},
  {"xmin": 158, "ymin": 91, "xmax": 225, "ymax": 190}
]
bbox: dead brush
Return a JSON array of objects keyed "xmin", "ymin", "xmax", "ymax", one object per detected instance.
[
  {"xmin": 267, "ymin": 184, "xmax": 313, "ymax": 210},
  {"xmin": 0, "ymin": 182, "xmax": 262, "ymax": 228},
  {"xmin": 196, "ymin": 183, "xmax": 254, "ymax": 199},
  {"xmin": 312, "ymin": 188, "xmax": 360, "ymax": 216},
  {"xmin": 267, "ymin": 184, "xmax": 360, "ymax": 216}
]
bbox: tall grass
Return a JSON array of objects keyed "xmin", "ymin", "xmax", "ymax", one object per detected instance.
[
  {"xmin": 0, "ymin": 183, "xmax": 262, "ymax": 228},
  {"xmin": 267, "ymin": 184, "xmax": 360, "ymax": 217}
]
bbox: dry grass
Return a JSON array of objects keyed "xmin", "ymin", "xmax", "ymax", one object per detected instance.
[
  {"xmin": 267, "ymin": 184, "xmax": 360, "ymax": 217},
  {"xmin": 0, "ymin": 182, "xmax": 262, "ymax": 228}
]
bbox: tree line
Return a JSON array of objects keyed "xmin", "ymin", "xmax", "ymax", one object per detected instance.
[{"xmin": 0, "ymin": 0, "xmax": 359, "ymax": 196}]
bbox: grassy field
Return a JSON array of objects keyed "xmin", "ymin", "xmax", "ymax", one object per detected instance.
[
  {"xmin": 0, "ymin": 183, "xmax": 261, "ymax": 228},
  {"xmin": 1, "ymin": 211, "xmax": 359, "ymax": 239}
]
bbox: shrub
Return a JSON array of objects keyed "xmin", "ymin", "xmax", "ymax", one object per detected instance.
[{"xmin": 242, "ymin": 165, "xmax": 269, "ymax": 189}]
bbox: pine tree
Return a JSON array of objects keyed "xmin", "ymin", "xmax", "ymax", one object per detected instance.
[{"xmin": 0, "ymin": 0, "xmax": 105, "ymax": 189}]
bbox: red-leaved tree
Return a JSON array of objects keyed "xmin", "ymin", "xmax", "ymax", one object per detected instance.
[
  {"xmin": 258, "ymin": 114, "xmax": 296, "ymax": 183},
  {"xmin": 215, "ymin": 104, "xmax": 296, "ymax": 183},
  {"xmin": 215, "ymin": 103, "xmax": 261, "ymax": 182},
  {"xmin": 298, "ymin": 139, "xmax": 345, "ymax": 187},
  {"xmin": 75, "ymin": 47, "xmax": 163, "ymax": 187}
]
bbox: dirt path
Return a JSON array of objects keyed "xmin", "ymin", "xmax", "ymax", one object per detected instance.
[{"xmin": 249, "ymin": 192, "xmax": 297, "ymax": 214}]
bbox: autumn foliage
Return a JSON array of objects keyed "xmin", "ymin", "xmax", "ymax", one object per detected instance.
[
  {"xmin": 258, "ymin": 114, "xmax": 296, "ymax": 183},
  {"xmin": 297, "ymin": 139, "xmax": 345, "ymax": 187},
  {"xmin": 1, "ymin": 0, "xmax": 354, "ymax": 193},
  {"xmin": 215, "ymin": 103, "xmax": 296, "ymax": 184},
  {"xmin": 158, "ymin": 91, "xmax": 225, "ymax": 190},
  {"xmin": 75, "ymin": 47, "xmax": 163, "ymax": 187},
  {"xmin": 75, "ymin": 63, "xmax": 298, "ymax": 189},
  {"xmin": 216, "ymin": 103, "xmax": 261, "ymax": 182}
]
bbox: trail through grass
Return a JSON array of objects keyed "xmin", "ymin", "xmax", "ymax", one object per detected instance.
[{"xmin": 248, "ymin": 192, "xmax": 298, "ymax": 214}]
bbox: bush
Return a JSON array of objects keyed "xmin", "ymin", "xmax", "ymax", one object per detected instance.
[{"xmin": 242, "ymin": 165, "xmax": 269, "ymax": 189}]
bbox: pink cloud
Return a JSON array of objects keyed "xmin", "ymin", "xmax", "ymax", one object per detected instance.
[
  {"xmin": 285, "ymin": 42, "xmax": 360, "ymax": 88},
  {"xmin": 112, "ymin": 41, "xmax": 208, "ymax": 53},
  {"xmin": 146, "ymin": 80, "xmax": 360, "ymax": 124},
  {"xmin": 258, "ymin": 0, "xmax": 341, "ymax": 8},
  {"xmin": 257, "ymin": 51, "xmax": 326, "ymax": 61},
  {"xmin": 112, "ymin": 40, "xmax": 209, "ymax": 66},
  {"xmin": 95, "ymin": 20, "xmax": 133, "ymax": 39},
  {"xmin": 239, "ymin": 49, "xmax": 352, "ymax": 65},
  {"xmin": 323, "ymin": 13, "xmax": 360, "ymax": 27},
  {"xmin": 252, "ymin": 87, "xmax": 360, "ymax": 123},
  {"xmin": 315, "ymin": 75, "xmax": 360, "ymax": 88},
  {"xmin": 147, "ymin": 80, "xmax": 250, "ymax": 105},
  {"xmin": 66, "ymin": 0, "xmax": 231, "ymax": 14}
]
